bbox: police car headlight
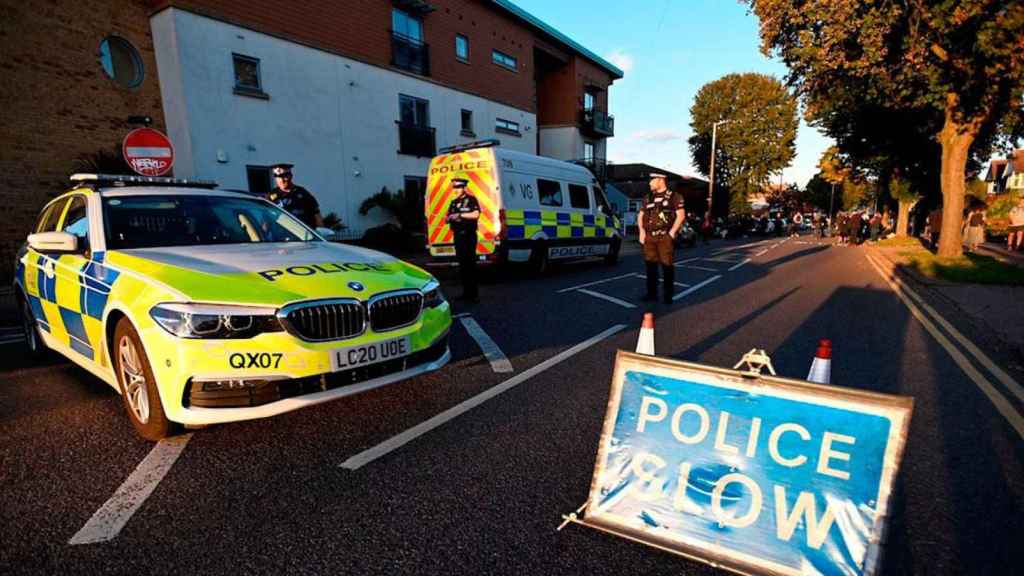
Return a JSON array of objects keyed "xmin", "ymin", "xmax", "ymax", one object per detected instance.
[
  {"xmin": 150, "ymin": 303, "xmax": 284, "ymax": 339},
  {"xmin": 421, "ymin": 280, "xmax": 446, "ymax": 308}
]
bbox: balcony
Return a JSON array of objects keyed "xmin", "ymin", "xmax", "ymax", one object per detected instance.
[
  {"xmin": 390, "ymin": 31, "xmax": 430, "ymax": 76},
  {"xmin": 581, "ymin": 109, "xmax": 615, "ymax": 137},
  {"xmin": 571, "ymin": 157, "xmax": 609, "ymax": 182},
  {"xmin": 397, "ymin": 123, "xmax": 436, "ymax": 157}
]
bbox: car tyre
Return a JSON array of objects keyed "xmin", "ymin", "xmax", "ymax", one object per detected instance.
[
  {"xmin": 113, "ymin": 317, "xmax": 175, "ymax": 441},
  {"xmin": 19, "ymin": 293, "xmax": 47, "ymax": 359}
]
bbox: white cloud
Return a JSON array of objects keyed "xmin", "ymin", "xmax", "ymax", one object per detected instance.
[
  {"xmin": 630, "ymin": 129, "xmax": 684, "ymax": 143},
  {"xmin": 605, "ymin": 49, "xmax": 635, "ymax": 74}
]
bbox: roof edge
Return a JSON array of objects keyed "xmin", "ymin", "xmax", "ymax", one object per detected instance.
[{"xmin": 491, "ymin": 0, "xmax": 624, "ymax": 79}]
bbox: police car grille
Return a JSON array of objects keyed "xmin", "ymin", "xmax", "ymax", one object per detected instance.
[
  {"xmin": 368, "ymin": 292, "xmax": 423, "ymax": 332},
  {"xmin": 286, "ymin": 302, "xmax": 365, "ymax": 341}
]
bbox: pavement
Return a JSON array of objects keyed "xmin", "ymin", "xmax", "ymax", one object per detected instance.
[
  {"xmin": 978, "ymin": 241, "xmax": 1024, "ymax": 268},
  {"xmin": 1, "ymin": 235, "xmax": 1022, "ymax": 575}
]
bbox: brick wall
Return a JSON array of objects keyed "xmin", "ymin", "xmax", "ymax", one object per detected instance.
[
  {"xmin": 149, "ymin": 0, "xmax": 538, "ymax": 112},
  {"xmin": 0, "ymin": 0, "xmax": 166, "ymax": 279}
]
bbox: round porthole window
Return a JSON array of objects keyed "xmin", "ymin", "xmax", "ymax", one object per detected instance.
[{"xmin": 99, "ymin": 36, "xmax": 144, "ymax": 89}]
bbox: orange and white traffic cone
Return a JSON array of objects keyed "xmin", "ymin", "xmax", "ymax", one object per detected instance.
[
  {"xmin": 807, "ymin": 339, "xmax": 832, "ymax": 384},
  {"xmin": 636, "ymin": 312, "xmax": 655, "ymax": 356}
]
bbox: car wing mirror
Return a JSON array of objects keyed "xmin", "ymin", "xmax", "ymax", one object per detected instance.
[{"xmin": 27, "ymin": 231, "xmax": 78, "ymax": 254}]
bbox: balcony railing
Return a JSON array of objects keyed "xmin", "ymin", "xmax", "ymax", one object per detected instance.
[
  {"xmin": 571, "ymin": 157, "xmax": 609, "ymax": 182},
  {"xmin": 581, "ymin": 109, "xmax": 615, "ymax": 137},
  {"xmin": 397, "ymin": 123, "xmax": 436, "ymax": 157},
  {"xmin": 390, "ymin": 31, "xmax": 430, "ymax": 76}
]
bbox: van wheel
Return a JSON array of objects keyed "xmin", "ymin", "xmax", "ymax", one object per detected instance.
[
  {"xmin": 604, "ymin": 239, "xmax": 621, "ymax": 265},
  {"xmin": 113, "ymin": 317, "xmax": 175, "ymax": 441},
  {"xmin": 19, "ymin": 294, "xmax": 47, "ymax": 359}
]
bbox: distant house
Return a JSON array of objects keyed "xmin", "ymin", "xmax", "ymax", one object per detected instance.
[
  {"xmin": 603, "ymin": 163, "xmax": 709, "ymax": 234},
  {"xmin": 984, "ymin": 150, "xmax": 1024, "ymax": 195}
]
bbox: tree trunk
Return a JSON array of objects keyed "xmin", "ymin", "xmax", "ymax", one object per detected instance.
[
  {"xmin": 936, "ymin": 95, "xmax": 979, "ymax": 258},
  {"xmin": 896, "ymin": 200, "xmax": 912, "ymax": 237}
]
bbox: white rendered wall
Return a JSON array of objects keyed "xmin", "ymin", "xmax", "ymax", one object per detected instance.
[{"xmin": 151, "ymin": 8, "xmax": 536, "ymax": 236}]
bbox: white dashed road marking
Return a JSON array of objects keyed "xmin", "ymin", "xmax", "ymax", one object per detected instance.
[
  {"xmin": 727, "ymin": 258, "xmax": 751, "ymax": 272},
  {"xmin": 460, "ymin": 316, "xmax": 513, "ymax": 373},
  {"xmin": 69, "ymin": 434, "xmax": 193, "ymax": 545},
  {"xmin": 672, "ymin": 275, "xmax": 722, "ymax": 302},
  {"xmin": 576, "ymin": 288, "xmax": 637, "ymax": 309},
  {"xmin": 340, "ymin": 324, "xmax": 627, "ymax": 470},
  {"xmin": 556, "ymin": 272, "xmax": 638, "ymax": 294}
]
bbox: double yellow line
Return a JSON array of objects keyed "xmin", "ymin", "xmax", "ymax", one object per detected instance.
[{"xmin": 864, "ymin": 251, "xmax": 1024, "ymax": 439}]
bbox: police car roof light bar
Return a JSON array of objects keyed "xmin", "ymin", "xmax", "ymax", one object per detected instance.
[
  {"xmin": 438, "ymin": 139, "xmax": 501, "ymax": 155},
  {"xmin": 70, "ymin": 173, "xmax": 219, "ymax": 189}
]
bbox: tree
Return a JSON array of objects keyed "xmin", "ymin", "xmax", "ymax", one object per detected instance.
[
  {"xmin": 688, "ymin": 73, "xmax": 799, "ymax": 217},
  {"xmin": 889, "ymin": 176, "xmax": 918, "ymax": 236},
  {"xmin": 749, "ymin": 0, "xmax": 1024, "ymax": 257},
  {"xmin": 358, "ymin": 186, "xmax": 424, "ymax": 233}
]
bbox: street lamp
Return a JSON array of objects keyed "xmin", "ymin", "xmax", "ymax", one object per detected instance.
[{"xmin": 706, "ymin": 119, "xmax": 731, "ymax": 220}]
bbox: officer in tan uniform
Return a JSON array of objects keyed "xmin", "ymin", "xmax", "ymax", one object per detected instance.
[{"xmin": 638, "ymin": 173, "xmax": 685, "ymax": 304}]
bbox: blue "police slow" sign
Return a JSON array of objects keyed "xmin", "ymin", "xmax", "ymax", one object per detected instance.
[{"xmin": 582, "ymin": 351, "xmax": 913, "ymax": 576}]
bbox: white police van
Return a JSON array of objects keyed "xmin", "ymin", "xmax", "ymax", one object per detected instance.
[{"xmin": 425, "ymin": 141, "xmax": 622, "ymax": 271}]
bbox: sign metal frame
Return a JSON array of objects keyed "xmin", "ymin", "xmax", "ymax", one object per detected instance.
[{"xmin": 561, "ymin": 350, "xmax": 913, "ymax": 576}]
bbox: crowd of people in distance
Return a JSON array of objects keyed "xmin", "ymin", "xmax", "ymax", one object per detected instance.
[{"xmin": 833, "ymin": 210, "xmax": 889, "ymax": 246}]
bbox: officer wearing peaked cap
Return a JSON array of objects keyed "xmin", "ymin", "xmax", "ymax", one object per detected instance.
[
  {"xmin": 446, "ymin": 178, "xmax": 481, "ymax": 302},
  {"xmin": 638, "ymin": 172, "xmax": 685, "ymax": 304},
  {"xmin": 265, "ymin": 163, "xmax": 324, "ymax": 229}
]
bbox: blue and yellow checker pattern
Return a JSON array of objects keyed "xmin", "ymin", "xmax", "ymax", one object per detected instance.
[
  {"xmin": 503, "ymin": 210, "xmax": 619, "ymax": 241},
  {"xmin": 19, "ymin": 249, "xmax": 121, "ymax": 366}
]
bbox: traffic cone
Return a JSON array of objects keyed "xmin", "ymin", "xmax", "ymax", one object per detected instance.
[
  {"xmin": 807, "ymin": 339, "xmax": 832, "ymax": 384},
  {"xmin": 636, "ymin": 313, "xmax": 655, "ymax": 356}
]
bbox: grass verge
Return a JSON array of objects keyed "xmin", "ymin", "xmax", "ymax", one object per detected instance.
[{"xmin": 895, "ymin": 249, "xmax": 1024, "ymax": 285}]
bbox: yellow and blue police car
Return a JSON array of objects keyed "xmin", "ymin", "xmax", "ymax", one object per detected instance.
[{"xmin": 15, "ymin": 174, "xmax": 451, "ymax": 440}]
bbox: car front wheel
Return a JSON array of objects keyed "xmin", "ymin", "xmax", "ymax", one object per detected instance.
[
  {"xmin": 20, "ymin": 295, "xmax": 46, "ymax": 359},
  {"xmin": 114, "ymin": 317, "xmax": 174, "ymax": 441}
]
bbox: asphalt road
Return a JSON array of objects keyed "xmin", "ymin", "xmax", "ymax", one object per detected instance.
[{"xmin": 1, "ymin": 235, "xmax": 1021, "ymax": 575}]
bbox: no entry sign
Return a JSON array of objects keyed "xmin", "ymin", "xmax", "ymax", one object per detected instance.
[{"xmin": 122, "ymin": 128, "xmax": 174, "ymax": 176}]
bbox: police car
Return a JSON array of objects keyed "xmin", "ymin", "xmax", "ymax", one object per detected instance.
[{"xmin": 15, "ymin": 174, "xmax": 451, "ymax": 440}]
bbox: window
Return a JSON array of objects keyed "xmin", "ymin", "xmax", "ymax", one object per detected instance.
[
  {"xmin": 399, "ymin": 94, "xmax": 430, "ymax": 127},
  {"xmin": 61, "ymin": 196, "xmax": 90, "ymax": 247},
  {"xmin": 569, "ymin": 184, "xmax": 590, "ymax": 209},
  {"xmin": 460, "ymin": 109, "xmax": 474, "ymax": 135},
  {"xmin": 538, "ymin": 179, "xmax": 563, "ymax": 207},
  {"xmin": 392, "ymin": 8, "xmax": 423, "ymax": 41},
  {"xmin": 455, "ymin": 34, "xmax": 469, "ymax": 62},
  {"xmin": 594, "ymin": 186, "xmax": 613, "ymax": 215},
  {"xmin": 492, "ymin": 49, "xmax": 517, "ymax": 71},
  {"xmin": 583, "ymin": 141, "xmax": 595, "ymax": 161},
  {"xmin": 583, "ymin": 91, "xmax": 595, "ymax": 112},
  {"xmin": 103, "ymin": 195, "xmax": 317, "ymax": 249},
  {"xmin": 36, "ymin": 199, "xmax": 68, "ymax": 233},
  {"xmin": 495, "ymin": 117, "xmax": 520, "ymax": 135},
  {"xmin": 99, "ymin": 36, "xmax": 144, "ymax": 89},
  {"xmin": 246, "ymin": 166, "xmax": 271, "ymax": 196},
  {"xmin": 233, "ymin": 54, "xmax": 265, "ymax": 96}
]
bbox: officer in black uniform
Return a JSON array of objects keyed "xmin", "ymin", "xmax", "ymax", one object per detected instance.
[
  {"xmin": 638, "ymin": 173, "xmax": 685, "ymax": 304},
  {"xmin": 446, "ymin": 178, "xmax": 481, "ymax": 302},
  {"xmin": 266, "ymin": 163, "xmax": 324, "ymax": 229}
]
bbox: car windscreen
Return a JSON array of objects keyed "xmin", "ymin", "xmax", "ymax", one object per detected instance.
[{"xmin": 103, "ymin": 194, "xmax": 320, "ymax": 249}]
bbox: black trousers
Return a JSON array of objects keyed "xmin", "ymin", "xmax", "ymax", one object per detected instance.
[
  {"xmin": 643, "ymin": 234, "xmax": 675, "ymax": 298},
  {"xmin": 454, "ymin": 232, "xmax": 478, "ymax": 298}
]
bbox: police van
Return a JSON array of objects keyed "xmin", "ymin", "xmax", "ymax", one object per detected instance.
[{"xmin": 425, "ymin": 141, "xmax": 621, "ymax": 271}]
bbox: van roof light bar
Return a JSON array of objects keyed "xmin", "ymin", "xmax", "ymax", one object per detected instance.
[
  {"xmin": 70, "ymin": 173, "xmax": 219, "ymax": 189},
  {"xmin": 438, "ymin": 139, "xmax": 501, "ymax": 155}
]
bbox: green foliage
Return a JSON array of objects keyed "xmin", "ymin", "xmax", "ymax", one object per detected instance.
[
  {"xmin": 804, "ymin": 173, "xmax": 837, "ymax": 212},
  {"xmin": 889, "ymin": 176, "xmax": 917, "ymax": 202},
  {"xmin": 322, "ymin": 212, "xmax": 344, "ymax": 231},
  {"xmin": 688, "ymin": 73, "xmax": 799, "ymax": 215},
  {"xmin": 72, "ymin": 145, "xmax": 134, "ymax": 176},
  {"xmin": 987, "ymin": 190, "xmax": 1020, "ymax": 220},
  {"xmin": 358, "ymin": 187, "xmax": 424, "ymax": 233}
]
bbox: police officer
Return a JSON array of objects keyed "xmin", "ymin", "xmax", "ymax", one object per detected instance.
[
  {"xmin": 446, "ymin": 178, "xmax": 480, "ymax": 302},
  {"xmin": 638, "ymin": 173, "xmax": 685, "ymax": 304},
  {"xmin": 266, "ymin": 163, "xmax": 324, "ymax": 229}
]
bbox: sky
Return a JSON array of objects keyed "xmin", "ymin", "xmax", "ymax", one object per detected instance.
[{"xmin": 511, "ymin": 0, "xmax": 833, "ymax": 187}]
